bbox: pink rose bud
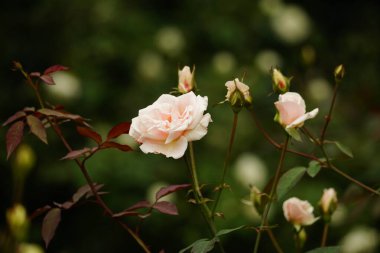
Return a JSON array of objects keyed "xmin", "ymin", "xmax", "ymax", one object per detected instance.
[
  {"xmin": 129, "ymin": 92, "xmax": 212, "ymax": 159},
  {"xmin": 274, "ymin": 92, "xmax": 319, "ymax": 136},
  {"xmin": 272, "ymin": 68, "xmax": 291, "ymax": 94},
  {"xmin": 225, "ymin": 78, "xmax": 252, "ymax": 112},
  {"xmin": 283, "ymin": 197, "xmax": 318, "ymax": 229},
  {"xmin": 319, "ymin": 188, "xmax": 338, "ymax": 221},
  {"xmin": 178, "ymin": 66, "xmax": 195, "ymax": 93}
]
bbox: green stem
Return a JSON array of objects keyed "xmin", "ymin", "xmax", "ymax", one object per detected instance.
[
  {"xmin": 253, "ymin": 135, "xmax": 290, "ymax": 253},
  {"xmin": 186, "ymin": 142, "xmax": 225, "ymax": 253},
  {"xmin": 212, "ymin": 112, "xmax": 239, "ymax": 218},
  {"xmin": 321, "ymin": 223, "xmax": 329, "ymax": 247}
]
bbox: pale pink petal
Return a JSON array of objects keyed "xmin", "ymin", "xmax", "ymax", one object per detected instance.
[
  {"xmin": 278, "ymin": 92, "xmax": 306, "ymax": 109},
  {"xmin": 185, "ymin": 113, "xmax": 212, "ymax": 141},
  {"xmin": 275, "ymin": 101, "xmax": 305, "ymax": 126},
  {"xmin": 140, "ymin": 136, "xmax": 188, "ymax": 159},
  {"xmin": 287, "ymin": 108, "xmax": 319, "ymax": 129}
]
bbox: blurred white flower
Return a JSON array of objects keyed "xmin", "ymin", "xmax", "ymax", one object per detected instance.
[
  {"xmin": 254, "ymin": 50, "xmax": 282, "ymax": 73},
  {"xmin": 340, "ymin": 226, "xmax": 379, "ymax": 253},
  {"xmin": 259, "ymin": 0, "xmax": 284, "ymax": 16},
  {"xmin": 212, "ymin": 52, "xmax": 236, "ymax": 74},
  {"xmin": 137, "ymin": 51, "xmax": 164, "ymax": 80},
  {"xmin": 233, "ymin": 153, "xmax": 268, "ymax": 188},
  {"xmin": 271, "ymin": 4, "xmax": 311, "ymax": 44},
  {"xmin": 156, "ymin": 26, "xmax": 185, "ymax": 56},
  {"xmin": 307, "ymin": 78, "xmax": 332, "ymax": 102},
  {"xmin": 46, "ymin": 72, "xmax": 81, "ymax": 99},
  {"xmin": 146, "ymin": 182, "xmax": 176, "ymax": 203}
]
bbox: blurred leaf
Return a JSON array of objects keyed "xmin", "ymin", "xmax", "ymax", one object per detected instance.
[
  {"xmin": 42, "ymin": 208, "xmax": 61, "ymax": 248},
  {"xmin": 30, "ymin": 205, "xmax": 52, "ymax": 220},
  {"xmin": 44, "ymin": 65, "xmax": 69, "ymax": 75},
  {"xmin": 6, "ymin": 121, "xmax": 25, "ymax": 160},
  {"xmin": 179, "ymin": 238, "xmax": 215, "ymax": 253},
  {"xmin": 307, "ymin": 161, "xmax": 321, "ymax": 178},
  {"xmin": 30, "ymin": 72, "xmax": 41, "ymax": 77},
  {"xmin": 101, "ymin": 141, "xmax": 132, "ymax": 152},
  {"xmin": 276, "ymin": 167, "xmax": 306, "ymax": 200},
  {"xmin": 38, "ymin": 108, "xmax": 83, "ymax": 121},
  {"xmin": 3, "ymin": 111, "xmax": 26, "ymax": 126},
  {"xmin": 106, "ymin": 122, "xmax": 131, "ymax": 140},
  {"xmin": 40, "ymin": 74, "xmax": 55, "ymax": 85},
  {"xmin": 126, "ymin": 200, "xmax": 151, "ymax": 211},
  {"xmin": 215, "ymin": 225, "xmax": 245, "ymax": 237},
  {"xmin": 84, "ymin": 184, "xmax": 106, "ymax": 199},
  {"xmin": 27, "ymin": 115, "xmax": 48, "ymax": 144},
  {"xmin": 60, "ymin": 147, "xmax": 91, "ymax": 160},
  {"xmin": 155, "ymin": 184, "xmax": 191, "ymax": 201},
  {"xmin": 305, "ymin": 246, "xmax": 340, "ymax": 253},
  {"xmin": 72, "ymin": 183, "xmax": 103, "ymax": 202},
  {"xmin": 334, "ymin": 141, "xmax": 353, "ymax": 158},
  {"xmin": 152, "ymin": 201, "xmax": 178, "ymax": 215},
  {"xmin": 76, "ymin": 126, "xmax": 102, "ymax": 144},
  {"xmin": 112, "ymin": 210, "xmax": 139, "ymax": 218}
]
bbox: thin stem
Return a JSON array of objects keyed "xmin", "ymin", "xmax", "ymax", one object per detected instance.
[
  {"xmin": 266, "ymin": 225, "xmax": 284, "ymax": 253},
  {"xmin": 186, "ymin": 142, "xmax": 225, "ymax": 253},
  {"xmin": 212, "ymin": 112, "xmax": 238, "ymax": 218},
  {"xmin": 302, "ymin": 127, "xmax": 380, "ymax": 196},
  {"xmin": 320, "ymin": 80, "xmax": 340, "ymax": 142},
  {"xmin": 321, "ymin": 223, "xmax": 329, "ymax": 247},
  {"xmin": 253, "ymin": 135, "xmax": 290, "ymax": 253}
]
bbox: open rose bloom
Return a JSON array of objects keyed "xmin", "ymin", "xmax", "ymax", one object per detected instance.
[
  {"xmin": 129, "ymin": 92, "xmax": 211, "ymax": 159},
  {"xmin": 283, "ymin": 197, "xmax": 318, "ymax": 229}
]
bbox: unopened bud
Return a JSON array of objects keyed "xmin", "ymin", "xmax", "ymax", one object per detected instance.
[
  {"xmin": 334, "ymin": 64, "xmax": 345, "ymax": 81},
  {"xmin": 225, "ymin": 78, "xmax": 252, "ymax": 112},
  {"xmin": 319, "ymin": 188, "xmax": 338, "ymax": 222},
  {"xmin": 272, "ymin": 68, "xmax": 292, "ymax": 94},
  {"xmin": 6, "ymin": 204, "xmax": 29, "ymax": 241},
  {"xmin": 178, "ymin": 66, "xmax": 195, "ymax": 93}
]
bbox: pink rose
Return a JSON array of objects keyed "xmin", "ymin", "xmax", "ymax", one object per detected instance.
[
  {"xmin": 225, "ymin": 78, "xmax": 252, "ymax": 105},
  {"xmin": 283, "ymin": 197, "xmax": 318, "ymax": 228},
  {"xmin": 319, "ymin": 188, "xmax": 338, "ymax": 215},
  {"xmin": 178, "ymin": 66, "xmax": 194, "ymax": 93},
  {"xmin": 129, "ymin": 91, "xmax": 212, "ymax": 159},
  {"xmin": 275, "ymin": 92, "xmax": 319, "ymax": 129}
]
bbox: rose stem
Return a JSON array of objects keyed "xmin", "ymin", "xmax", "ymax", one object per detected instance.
[
  {"xmin": 186, "ymin": 142, "xmax": 225, "ymax": 253},
  {"xmin": 321, "ymin": 223, "xmax": 329, "ymax": 247},
  {"xmin": 253, "ymin": 135, "xmax": 290, "ymax": 253},
  {"xmin": 212, "ymin": 112, "xmax": 239, "ymax": 219}
]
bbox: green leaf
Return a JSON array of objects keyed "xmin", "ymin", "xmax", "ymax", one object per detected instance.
[
  {"xmin": 179, "ymin": 238, "xmax": 215, "ymax": 253},
  {"xmin": 305, "ymin": 246, "xmax": 341, "ymax": 253},
  {"xmin": 307, "ymin": 161, "xmax": 321, "ymax": 178},
  {"xmin": 334, "ymin": 141, "xmax": 353, "ymax": 158},
  {"xmin": 276, "ymin": 167, "xmax": 306, "ymax": 200},
  {"xmin": 286, "ymin": 128, "xmax": 302, "ymax": 142},
  {"xmin": 216, "ymin": 225, "xmax": 245, "ymax": 237}
]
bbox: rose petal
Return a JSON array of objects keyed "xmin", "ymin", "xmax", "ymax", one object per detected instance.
[
  {"xmin": 140, "ymin": 136, "xmax": 188, "ymax": 159},
  {"xmin": 287, "ymin": 108, "xmax": 319, "ymax": 129},
  {"xmin": 275, "ymin": 101, "xmax": 305, "ymax": 126}
]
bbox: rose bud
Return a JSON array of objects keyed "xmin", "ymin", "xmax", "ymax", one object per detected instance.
[
  {"xmin": 225, "ymin": 78, "xmax": 252, "ymax": 112},
  {"xmin": 319, "ymin": 188, "xmax": 338, "ymax": 222},
  {"xmin": 178, "ymin": 66, "xmax": 195, "ymax": 93},
  {"xmin": 283, "ymin": 197, "xmax": 318, "ymax": 230},
  {"xmin": 272, "ymin": 68, "xmax": 292, "ymax": 94}
]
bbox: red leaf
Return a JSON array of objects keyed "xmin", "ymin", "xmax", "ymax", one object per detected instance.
[
  {"xmin": 73, "ymin": 183, "xmax": 104, "ymax": 202},
  {"xmin": 106, "ymin": 122, "xmax": 131, "ymax": 140},
  {"xmin": 3, "ymin": 111, "xmax": 26, "ymax": 126},
  {"xmin": 26, "ymin": 115, "xmax": 48, "ymax": 144},
  {"xmin": 43, "ymin": 65, "xmax": 69, "ymax": 75},
  {"xmin": 38, "ymin": 108, "xmax": 83, "ymax": 121},
  {"xmin": 152, "ymin": 201, "xmax": 178, "ymax": 215},
  {"xmin": 126, "ymin": 200, "xmax": 151, "ymax": 211},
  {"xmin": 155, "ymin": 184, "xmax": 191, "ymax": 201},
  {"xmin": 101, "ymin": 141, "xmax": 132, "ymax": 152},
  {"xmin": 42, "ymin": 208, "xmax": 61, "ymax": 248},
  {"xmin": 60, "ymin": 147, "xmax": 91, "ymax": 160},
  {"xmin": 84, "ymin": 184, "xmax": 106, "ymax": 199},
  {"xmin": 76, "ymin": 126, "xmax": 102, "ymax": 144},
  {"xmin": 112, "ymin": 210, "xmax": 139, "ymax": 218},
  {"xmin": 30, "ymin": 205, "xmax": 51, "ymax": 220},
  {"xmin": 6, "ymin": 121, "xmax": 25, "ymax": 160},
  {"xmin": 40, "ymin": 74, "xmax": 55, "ymax": 85}
]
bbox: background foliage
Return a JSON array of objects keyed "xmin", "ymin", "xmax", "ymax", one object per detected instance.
[{"xmin": 1, "ymin": 0, "xmax": 380, "ymax": 252}]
